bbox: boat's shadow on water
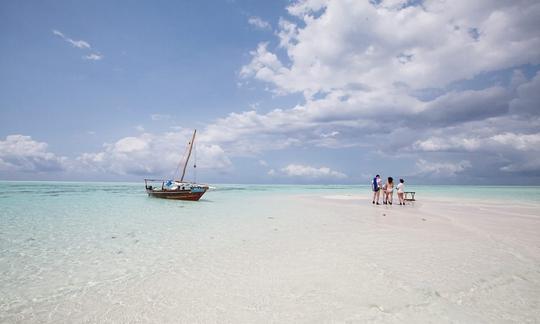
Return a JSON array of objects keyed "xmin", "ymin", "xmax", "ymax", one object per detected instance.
[{"xmin": 144, "ymin": 196, "xmax": 215, "ymax": 204}]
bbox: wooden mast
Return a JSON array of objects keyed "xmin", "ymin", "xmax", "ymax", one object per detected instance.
[{"xmin": 180, "ymin": 129, "xmax": 197, "ymax": 182}]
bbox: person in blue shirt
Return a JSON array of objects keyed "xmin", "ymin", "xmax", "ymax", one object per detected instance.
[{"xmin": 372, "ymin": 174, "xmax": 382, "ymax": 205}]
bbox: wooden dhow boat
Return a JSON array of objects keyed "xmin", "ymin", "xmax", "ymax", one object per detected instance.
[{"xmin": 144, "ymin": 130, "xmax": 209, "ymax": 201}]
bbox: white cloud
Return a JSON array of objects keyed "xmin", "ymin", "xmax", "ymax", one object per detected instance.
[
  {"xmin": 200, "ymin": 109, "xmax": 310, "ymax": 155},
  {"xmin": 280, "ymin": 164, "xmax": 347, "ymax": 179},
  {"xmin": 0, "ymin": 135, "xmax": 67, "ymax": 172},
  {"xmin": 113, "ymin": 136, "xmax": 149, "ymax": 153},
  {"xmin": 286, "ymin": 0, "xmax": 327, "ymax": 17},
  {"xmin": 70, "ymin": 40, "xmax": 91, "ymax": 49},
  {"xmin": 77, "ymin": 131, "xmax": 231, "ymax": 177},
  {"xmin": 52, "ymin": 29, "xmax": 91, "ymax": 49},
  {"xmin": 500, "ymin": 158, "xmax": 540, "ymax": 173},
  {"xmin": 320, "ymin": 131, "xmax": 339, "ymax": 138},
  {"xmin": 413, "ymin": 132, "xmax": 540, "ymax": 153},
  {"xmin": 242, "ymin": 1, "xmax": 540, "ymax": 94},
  {"xmin": 232, "ymin": 1, "xmax": 540, "ymax": 181},
  {"xmin": 196, "ymin": 144, "xmax": 232, "ymax": 169},
  {"xmin": 413, "ymin": 136, "xmax": 482, "ymax": 152},
  {"xmin": 490, "ymin": 133, "xmax": 540, "ymax": 151},
  {"xmin": 415, "ymin": 159, "xmax": 471, "ymax": 177},
  {"xmin": 194, "ymin": 87, "xmax": 539, "ymax": 181},
  {"xmin": 248, "ymin": 16, "xmax": 271, "ymax": 30},
  {"xmin": 52, "ymin": 29, "xmax": 103, "ymax": 61},
  {"xmin": 83, "ymin": 53, "xmax": 103, "ymax": 61}
]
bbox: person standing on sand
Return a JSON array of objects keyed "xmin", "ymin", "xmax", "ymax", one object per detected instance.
[
  {"xmin": 384, "ymin": 177, "xmax": 394, "ymax": 205},
  {"xmin": 372, "ymin": 174, "xmax": 382, "ymax": 205},
  {"xmin": 381, "ymin": 181, "xmax": 387, "ymax": 204},
  {"xmin": 397, "ymin": 178, "xmax": 405, "ymax": 205}
]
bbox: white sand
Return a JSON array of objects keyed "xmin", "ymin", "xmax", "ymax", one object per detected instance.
[
  {"xmin": 107, "ymin": 195, "xmax": 539, "ymax": 322},
  {"xmin": 5, "ymin": 193, "xmax": 540, "ymax": 323}
]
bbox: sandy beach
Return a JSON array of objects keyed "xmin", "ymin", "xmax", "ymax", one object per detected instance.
[
  {"xmin": 2, "ymin": 184, "xmax": 539, "ymax": 323},
  {"xmin": 162, "ymin": 194, "xmax": 540, "ymax": 323}
]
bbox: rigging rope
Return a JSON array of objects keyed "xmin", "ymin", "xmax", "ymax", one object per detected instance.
[
  {"xmin": 172, "ymin": 137, "xmax": 191, "ymax": 181},
  {"xmin": 193, "ymin": 141, "xmax": 197, "ymax": 183}
]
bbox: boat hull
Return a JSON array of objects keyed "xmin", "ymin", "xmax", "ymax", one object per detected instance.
[{"xmin": 146, "ymin": 189, "xmax": 206, "ymax": 201}]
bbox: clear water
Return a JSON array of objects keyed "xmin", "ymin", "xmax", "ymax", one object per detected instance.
[{"xmin": 1, "ymin": 181, "xmax": 539, "ymax": 322}]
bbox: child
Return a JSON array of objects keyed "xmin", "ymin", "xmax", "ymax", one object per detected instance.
[
  {"xmin": 385, "ymin": 177, "xmax": 394, "ymax": 205},
  {"xmin": 397, "ymin": 178, "xmax": 405, "ymax": 205}
]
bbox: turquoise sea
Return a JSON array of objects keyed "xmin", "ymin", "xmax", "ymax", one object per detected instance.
[{"xmin": 1, "ymin": 181, "xmax": 539, "ymax": 322}]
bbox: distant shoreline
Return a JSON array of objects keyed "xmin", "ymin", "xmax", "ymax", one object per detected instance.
[{"xmin": 1, "ymin": 179, "xmax": 539, "ymax": 187}]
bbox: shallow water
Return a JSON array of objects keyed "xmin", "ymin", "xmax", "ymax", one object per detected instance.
[{"xmin": 1, "ymin": 181, "xmax": 539, "ymax": 322}]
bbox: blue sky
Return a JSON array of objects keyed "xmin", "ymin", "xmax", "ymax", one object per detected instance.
[
  {"xmin": 1, "ymin": 0, "xmax": 539, "ymax": 184},
  {"xmin": 1, "ymin": 1, "xmax": 293, "ymax": 153}
]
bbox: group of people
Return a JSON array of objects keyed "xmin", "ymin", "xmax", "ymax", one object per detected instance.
[{"xmin": 371, "ymin": 175, "xmax": 406, "ymax": 205}]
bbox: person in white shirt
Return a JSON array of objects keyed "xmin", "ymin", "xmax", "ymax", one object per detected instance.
[{"xmin": 397, "ymin": 178, "xmax": 405, "ymax": 205}]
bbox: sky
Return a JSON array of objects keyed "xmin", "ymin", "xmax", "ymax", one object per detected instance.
[{"xmin": 1, "ymin": 0, "xmax": 539, "ymax": 185}]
